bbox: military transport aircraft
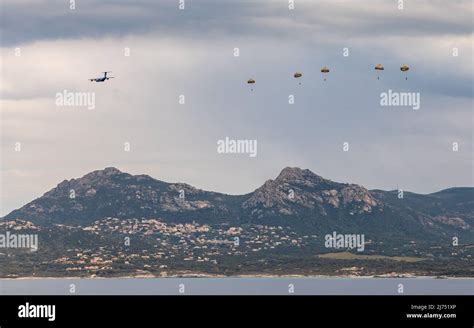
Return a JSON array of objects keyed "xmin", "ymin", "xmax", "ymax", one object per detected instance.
[{"xmin": 89, "ymin": 71, "xmax": 114, "ymax": 82}]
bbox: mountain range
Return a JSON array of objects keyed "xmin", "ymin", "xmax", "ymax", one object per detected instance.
[
  {"xmin": 2, "ymin": 166, "xmax": 473, "ymax": 278},
  {"xmin": 3, "ymin": 166, "xmax": 473, "ymax": 242}
]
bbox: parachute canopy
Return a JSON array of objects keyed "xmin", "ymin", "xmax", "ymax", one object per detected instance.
[
  {"xmin": 374, "ymin": 64, "xmax": 384, "ymax": 71},
  {"xmin": 294, "ymin": 72, "xmax": 302, "ymax": 78},
  {"xmin": 321, "ymin": 66, "xmax": 330, "ymax": 73},
  {"xmin": 400, "ymin": 64, "xmax": 409, "ymax": 72}
]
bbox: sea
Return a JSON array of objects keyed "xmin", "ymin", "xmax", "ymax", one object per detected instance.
[{"xmin": 0, "ymin": 277, "xmax": 473, "ymax": 295}]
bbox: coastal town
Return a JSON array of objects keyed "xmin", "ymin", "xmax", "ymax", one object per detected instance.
[
  {"xmin": 1, "ymin": 218, "xmax": 311, "ymax": 277},
  {"xmin": 1, "ymin": 218, "xmax": 472, "ymax": 278},
  {"xmin": 60, "ymin": 217, "xmax": 305, "ymax": 274}
]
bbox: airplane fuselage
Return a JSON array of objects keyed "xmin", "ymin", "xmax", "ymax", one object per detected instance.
[{"xmin": 89, "ymin": 72, "xmax": 113, "ymax": 82}]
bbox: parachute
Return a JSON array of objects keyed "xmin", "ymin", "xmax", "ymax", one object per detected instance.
[
  {"xmin": 321, "ymin": 66, "xmax": 330, "ymax": 81},
  {"xmin": 400, "ymin": 64, "xmax": 410, "ymax": 80},
  {"xmin": 247, "ymin": 78, "xmax": 256, "ymax": 91},
  {"xmin": 374, "ymin": 64, "xmax": 384, "ymax": 79},
  {"xmin": 400, "ymin": 64, "xmax": 409, "ymax": 72},
  {"xmin": 294, "ymin": 72, "xmax": 302, "ymax": 85}
]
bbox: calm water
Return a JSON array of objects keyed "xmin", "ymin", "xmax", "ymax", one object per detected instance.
[{"xmin": 0, "ymin": 277, "xmax": 472, "ymax": 295}]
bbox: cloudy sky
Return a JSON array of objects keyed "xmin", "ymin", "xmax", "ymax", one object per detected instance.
[{"xmin": 1, "ymin": 0, "xmax": 473, "ymax": 216}]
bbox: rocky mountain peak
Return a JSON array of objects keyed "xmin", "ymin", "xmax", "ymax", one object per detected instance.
[
  {"xmin": 276, "ymin": 167, "xmax": 306, "ymax": 180},
  {"xmin": 77, "ymin": 167, "xmax": 127, "ymax": 183},
  {"xmin": 7, "ymin": 167, "xmax": 228, "ymax": 225},
  {"xmin": 275, "ymin": 167, "xmax": 326, "ymax": 184},
  {"xmin": 242, "ymin": 167, "xmax": 380, "ymax": 218},
  {"xmin": 83, "ymin": 167, "xmax": 124, "ymax": 179},
  {"xmin": 42, "ymin": 167, "xmax": 130, "ymax": 199}
]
